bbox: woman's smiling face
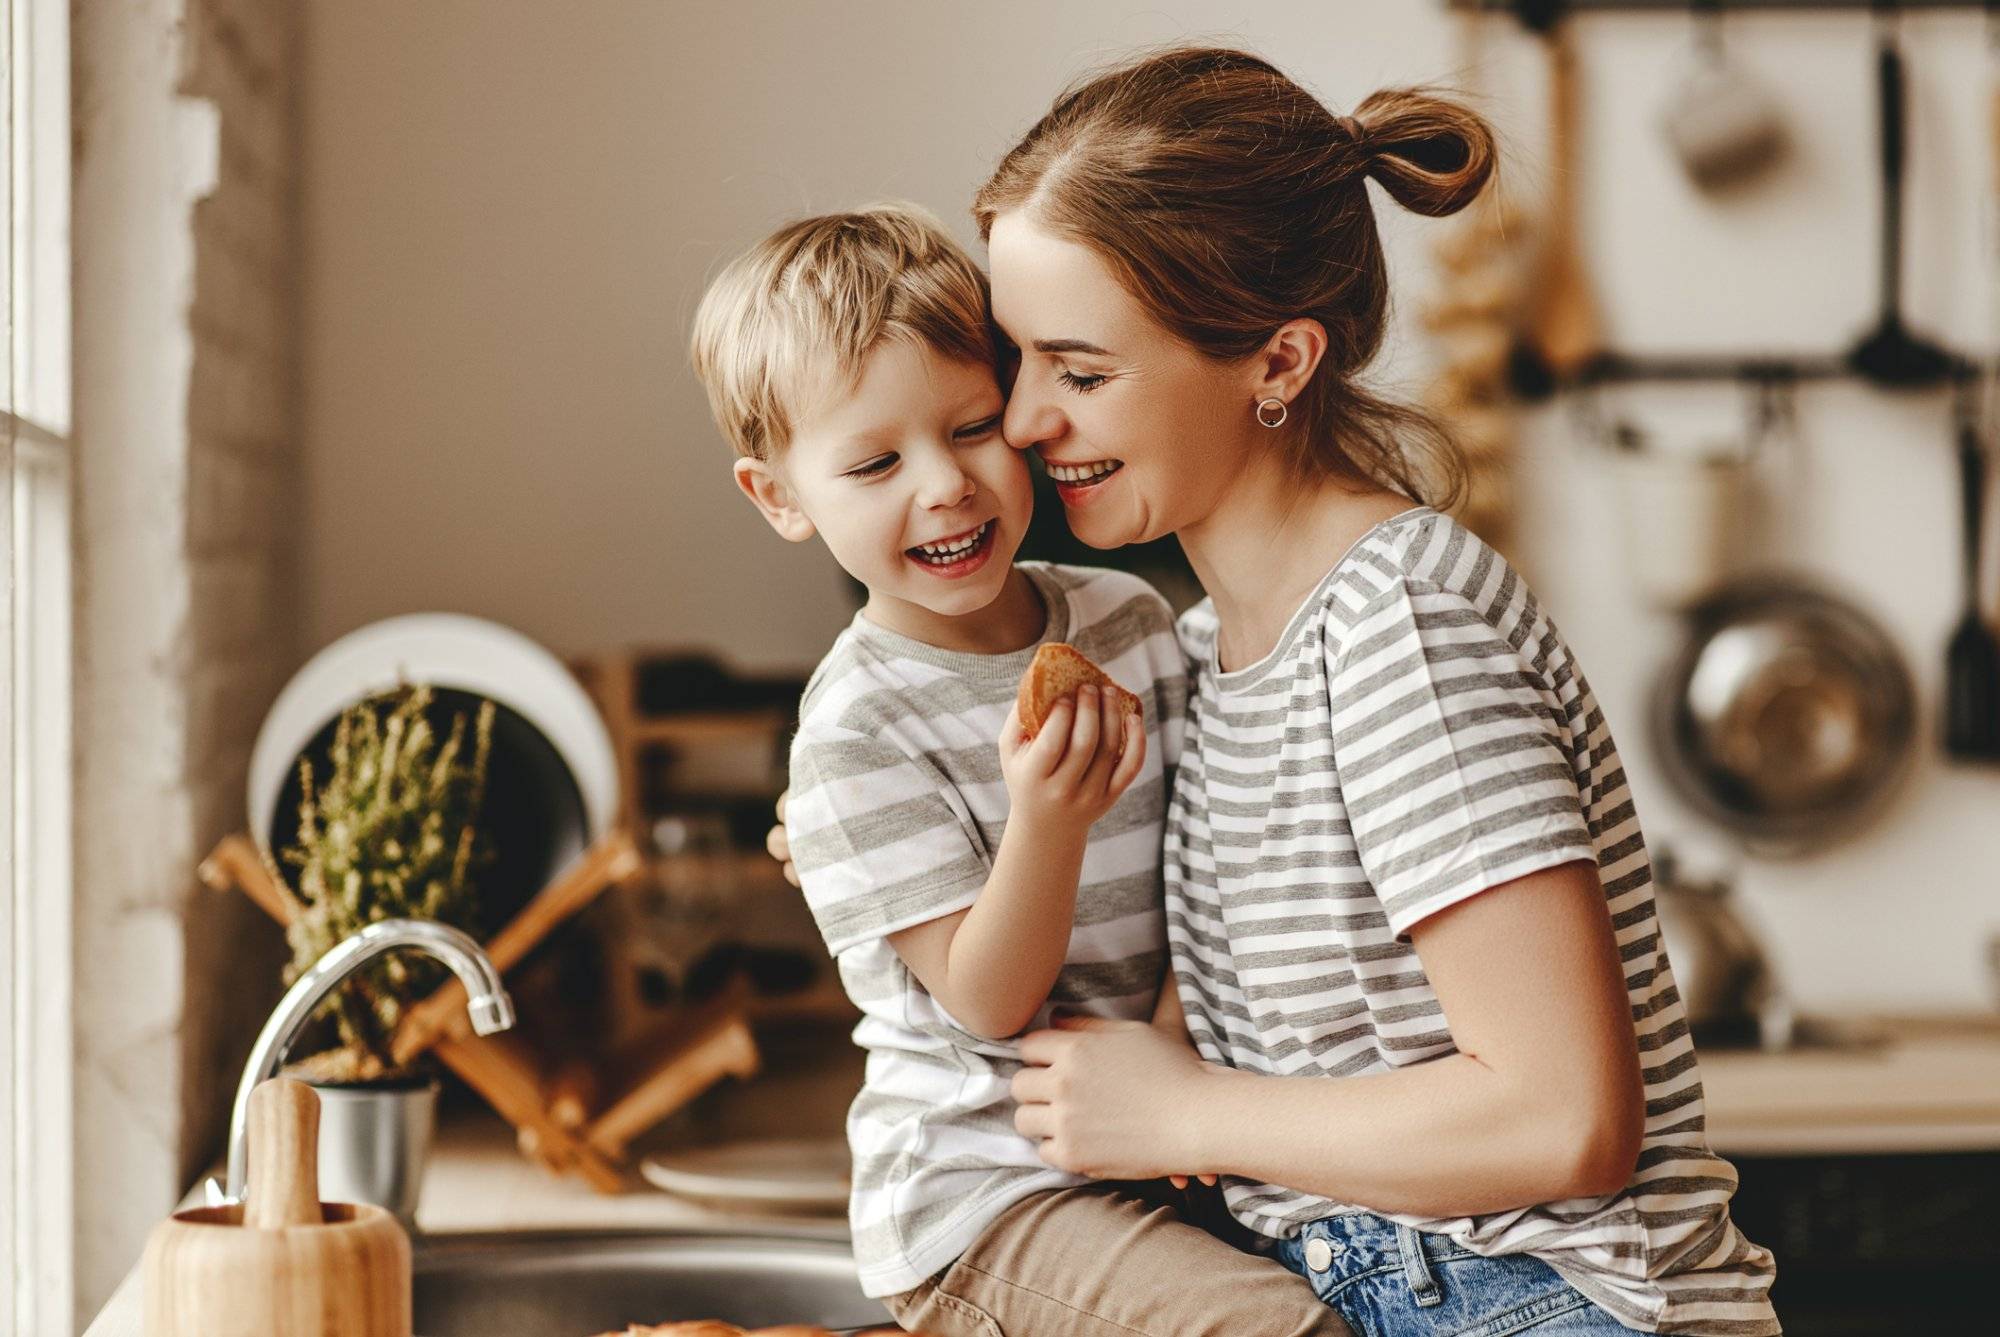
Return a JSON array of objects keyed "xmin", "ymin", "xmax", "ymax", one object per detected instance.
[{"xmin": 987, "ymin": 210, "xmax": 1255, "ymax": 550}]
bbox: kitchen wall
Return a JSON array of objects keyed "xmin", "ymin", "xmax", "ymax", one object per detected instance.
[
  {"xmin": 72, "ymin": 0, "xmax": 300, "ymax": 1320},
  {"xmin": 298, "ymin": 2, "xmax": 2000, "ymax": 1015}
]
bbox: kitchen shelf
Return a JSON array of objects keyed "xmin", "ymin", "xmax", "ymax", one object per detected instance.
[
  {"xmin": 627, "ymin": 709, "xmax": 791, "ymax": 747},
  {"xmin": 673, "ymin": 848, "xmax": 800, "ymax": 891},
  {"xmin": 568, "ymin": 649, "xmax": 800, "ymax": 840},
  {"xmin": 743, "ymin": 981, "xmax": 862, "ymax": 1027}
]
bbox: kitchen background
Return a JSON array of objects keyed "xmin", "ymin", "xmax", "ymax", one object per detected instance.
[
  {"xmin": 302, "ymin": 0, "xmax": 2000, "ymax": 1010},
  {"xmin": 17, "ymin": 0, "xmax": 2000, "ymax": 1333}
]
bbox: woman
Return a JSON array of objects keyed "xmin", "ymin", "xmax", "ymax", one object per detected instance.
[{"xmin": 774, "ymin": 48, "xmax": 1777, "ymax": 1337}]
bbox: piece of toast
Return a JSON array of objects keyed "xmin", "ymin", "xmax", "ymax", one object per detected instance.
[
  {"xmin": 590, "ymin": 1325, "xmax": 918, "ymax": 1336},
  {"xmin": 1016, "ymin": 643, "xmax": 1143, "ymax": 739}
]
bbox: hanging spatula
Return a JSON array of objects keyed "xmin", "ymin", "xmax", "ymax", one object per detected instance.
[
  {"xmin": 1849, "ymin": 21, "xmax": 1957, "ymax": 390},
  {"xmin": 1946, "ymin": 393, "xmax": 2000, "ymax": 761}
]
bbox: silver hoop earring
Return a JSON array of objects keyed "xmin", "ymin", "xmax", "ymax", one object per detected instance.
[{"xmin": 1256, "ymin": 397, "xmax": 1289, "ymax": 429}]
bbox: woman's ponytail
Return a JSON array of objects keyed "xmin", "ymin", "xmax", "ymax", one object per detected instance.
[{"xmin": 1352, "ymin": 87, "xmax": 1497, "ymax": 219}]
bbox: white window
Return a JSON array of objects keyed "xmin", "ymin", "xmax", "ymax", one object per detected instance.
[{"xmin": 3, "ymin": 0, "xmax": 72, "ymax": 1328}]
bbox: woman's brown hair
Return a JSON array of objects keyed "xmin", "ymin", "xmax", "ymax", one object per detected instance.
[{"xmin": 973, "ymin": 47, "xmax": 1495, "ymax": 506}]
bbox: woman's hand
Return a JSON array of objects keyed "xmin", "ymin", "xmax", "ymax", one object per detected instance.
[
  {"xmin": 997, "ymin": 687, "xmax": 1145, "ymax": 838},
  {"xmin": 1011, "ymin": 1015, "xmax": 1215, "ymax": 1181}
]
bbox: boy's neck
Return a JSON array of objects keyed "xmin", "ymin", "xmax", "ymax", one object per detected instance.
[{"xmin": 860, "ymin": 564, "xmax": 1046, "ymax": 655}]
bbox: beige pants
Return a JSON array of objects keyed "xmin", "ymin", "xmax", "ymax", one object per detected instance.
[{"xmin": 883, "ymin": 1183, "xmax": 1355, "ymax": 1337}]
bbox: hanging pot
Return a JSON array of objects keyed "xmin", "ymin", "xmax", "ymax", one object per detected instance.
[
  {"xmin": 1657, "ymin": 8, "xmax": 1788, "ymax": 193},
  {"xmin": 1609, "ymin": 438, "xmax": 1752, "ymax": 610},
  {"xmin": 1652, "ymin": 578, "xmax": 1917, "ymax": 856}
]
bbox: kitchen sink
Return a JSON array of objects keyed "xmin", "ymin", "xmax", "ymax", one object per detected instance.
[{"xmin": 413, "ymin": 1231, "xmax": 895, "ymax": 1336}]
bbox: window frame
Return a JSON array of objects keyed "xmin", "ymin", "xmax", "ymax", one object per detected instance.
[{"xmin": 3, "ymin": 0, "xmax": 73, "ymax": 1329}]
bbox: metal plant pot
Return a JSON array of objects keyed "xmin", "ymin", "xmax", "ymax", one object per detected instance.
[{"xmin": 308, "ymin": 1076, "xmax": 439, "ymax": 1234}]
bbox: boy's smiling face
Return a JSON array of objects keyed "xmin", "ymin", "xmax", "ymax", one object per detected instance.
[{"xmin": 734, "ymin": 338, "xmax": 1032, "ymax": 644}]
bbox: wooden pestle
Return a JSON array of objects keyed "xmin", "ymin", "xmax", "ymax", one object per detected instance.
[
  {"xmin": 244, "ymin": 1077, "xmax": 323, "ymax": 1229},
  {"xmin": 142, "ymin": 1078, "xmax": 412, "ymax": 1337}
]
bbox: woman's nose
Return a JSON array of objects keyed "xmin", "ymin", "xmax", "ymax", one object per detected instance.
[{"xmin": 1003, "ymin": 374, "xmax": 1063, "ymax": 450}]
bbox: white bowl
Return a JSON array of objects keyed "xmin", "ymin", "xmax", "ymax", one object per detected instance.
[{"xmin": 248, "ymin": 614, "xmax": 617, "ymax": 868}]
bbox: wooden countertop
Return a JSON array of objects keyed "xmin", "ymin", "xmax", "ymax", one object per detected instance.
[{"xmin": 1698, "ymin": 1017, "xmax": 2000, "ymax": 1156}]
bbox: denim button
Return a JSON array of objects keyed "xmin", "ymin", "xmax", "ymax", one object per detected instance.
[{"xmin": 1304, "ymin": 1237, "xmax": 1335, "ymax": 1273}]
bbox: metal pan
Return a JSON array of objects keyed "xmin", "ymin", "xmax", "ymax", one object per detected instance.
[{"xmin": 1652, "ymin": 577, "xmax": 1917, "ymax": 856}]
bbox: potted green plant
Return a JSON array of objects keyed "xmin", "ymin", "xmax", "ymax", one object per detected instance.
[{"xmin": 271, "ymin": 683, "xmax": 496, "ymax": 1226}]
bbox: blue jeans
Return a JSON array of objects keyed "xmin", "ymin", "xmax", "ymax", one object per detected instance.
[{"xmin": 1274, "ymin": 1213, "xmax": 1639, "ymax": 1336}]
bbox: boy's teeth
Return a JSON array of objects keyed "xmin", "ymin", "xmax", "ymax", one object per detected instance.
[
  {"xmin": 916, "ymin": 520, "xmax": 989, "ymax": 556},
  {"xmin": 1050, "ymin": 460, "xmax": 1122, "ymax": 483}
]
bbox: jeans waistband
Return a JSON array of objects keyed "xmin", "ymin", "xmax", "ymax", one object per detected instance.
[{"xmin": 1296, "ymin": 1213, "xmax": 1462, "ymax": 1307}]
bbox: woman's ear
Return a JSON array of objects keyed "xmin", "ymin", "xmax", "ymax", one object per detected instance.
[
  {"xmin": 1250, "ymin": 318, "xmax": 1329, "ymax": 406},
  {"xmin": 733, "ymin": 457, "xmax": 817, "ymax": 543}
]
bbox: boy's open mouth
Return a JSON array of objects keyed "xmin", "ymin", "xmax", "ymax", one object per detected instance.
[{"xmin": 907, "ymin": 518, "xmax": 997, "ymax": 574}]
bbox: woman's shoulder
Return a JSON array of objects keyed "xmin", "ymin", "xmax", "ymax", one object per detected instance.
[
  {"xmin": 1320, "ymin": 506, "xmax": 1528, "ymax": 632},
  {"xmin": 1319, "ymin": 507, "xmax": 1569, "ymax": 686}
]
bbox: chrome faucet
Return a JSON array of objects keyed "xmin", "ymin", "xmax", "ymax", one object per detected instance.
[{"xmin": 214, "ymin": 919, "xmax": 516, "ymax": 1205}]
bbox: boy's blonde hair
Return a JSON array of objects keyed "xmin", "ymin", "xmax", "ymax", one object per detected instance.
[{"xmin": 689, "ymin": 203, "xmax": 995, "ymax": 462}]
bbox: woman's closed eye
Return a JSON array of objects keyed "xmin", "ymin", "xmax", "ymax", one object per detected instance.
[{"xmin": 1056, "ymin": 368, "xmax": 1109, "ymax": 393}]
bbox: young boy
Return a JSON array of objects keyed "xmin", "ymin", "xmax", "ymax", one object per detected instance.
[{"xmin": 688, "ymin": 204, "xmax": 1199, "ymax": 1313}]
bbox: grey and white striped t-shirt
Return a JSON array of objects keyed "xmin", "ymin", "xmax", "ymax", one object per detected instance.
[
  {"xmin": 1166, "ymin": 507, "xmax": 1778, "ymax": 1335},
  {"xmin": 787, "ymin": 561, "xmax": 1188, "ymax": 1299}
]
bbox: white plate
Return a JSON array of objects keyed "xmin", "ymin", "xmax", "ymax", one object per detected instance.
[
  {"xmin": 640, "ymin": 1138, "xmax": 851, "ymax": 1213},
  {"xmin": 247, "ymin": 612, "xmax": 617, "ymax": 855}
]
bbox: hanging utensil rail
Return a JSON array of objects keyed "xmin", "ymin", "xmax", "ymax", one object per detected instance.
[
  {"xmin": 1569, "ymin": 353, "xmax": 1976, "ymax": 385},
  {"xmin": 1462, "ymin": 2, "xmax": 1997, "ymax": 17},
  {"xmin": 1463, "ymin": 0, "xmax": 1992, "ymax": 394}
]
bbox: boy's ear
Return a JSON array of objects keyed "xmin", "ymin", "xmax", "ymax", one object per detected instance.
[{"xmin": 733, "ymin": 457, "xmax": 816, "ymax": 543}]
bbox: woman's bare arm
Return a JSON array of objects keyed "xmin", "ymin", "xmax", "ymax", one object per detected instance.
[{"xmin": 1016, "ymin": 860, "xmax": 1647, "ymax": 1215}]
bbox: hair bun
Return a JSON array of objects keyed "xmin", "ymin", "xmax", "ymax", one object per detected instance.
[{"xmin": 1351, "ymin": 87, "xmax": 1495, "ymax": 218}]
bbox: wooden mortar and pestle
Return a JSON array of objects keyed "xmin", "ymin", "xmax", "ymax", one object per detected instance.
[{"xmin": 142, "ymin": 1077, "xmax": 411, "ymax": 1337}]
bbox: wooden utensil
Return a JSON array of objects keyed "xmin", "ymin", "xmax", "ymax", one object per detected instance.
[
  {"xmin": 1520, "ymin": 18, "xmax": 1601, "ymax": 384},
  {"xmin": 142, "ymin": 1078, "xmax": 412, "ymax": 1337}
]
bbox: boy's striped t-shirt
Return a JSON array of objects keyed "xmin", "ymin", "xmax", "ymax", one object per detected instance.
[
  {"xmin": 786, "ymin": 561, "xmax": 1188, "ymax": 1299},
  {"xmin": 1164, "ymin": 507, "xmax": 1779, "ymax": 1335}
]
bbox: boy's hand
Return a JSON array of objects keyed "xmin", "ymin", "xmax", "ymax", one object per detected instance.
[
  {"xmin": 998, "ymin": 684, "xmax": 1145, "ymax": 834},
  {"xmin": 766, "ymin": 790, "xmax": 798, "ymax": 887}
]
